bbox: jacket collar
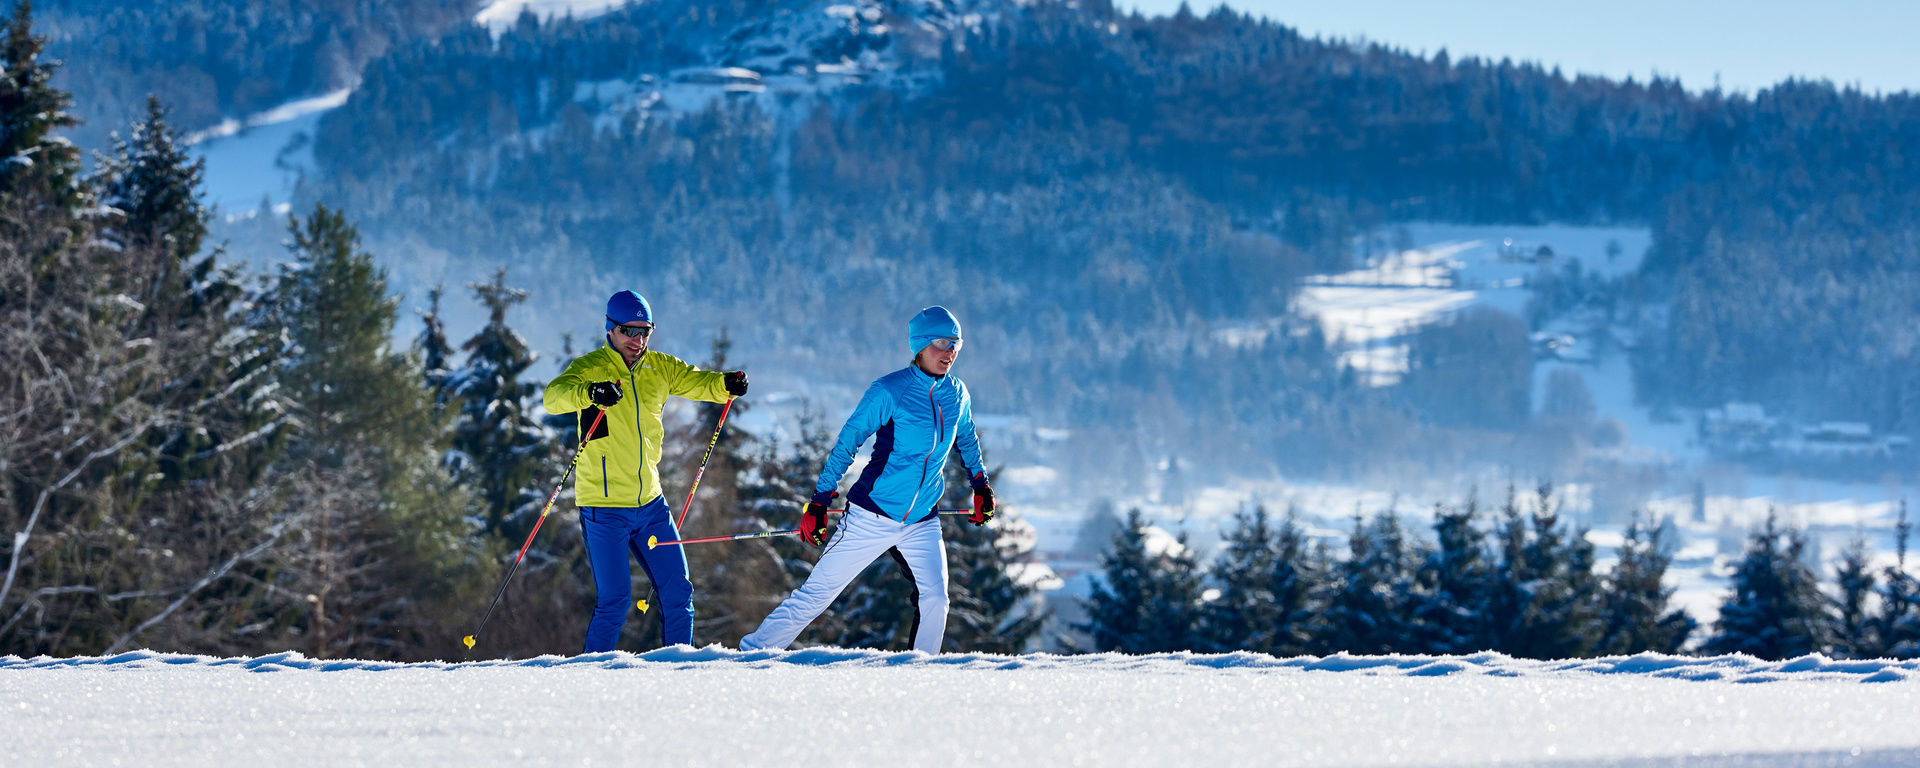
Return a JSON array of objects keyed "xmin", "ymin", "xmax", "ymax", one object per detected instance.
[
  {"xmin": 603, "ymin": 342, "xmax": 645, "ymax": 371},
  {"xmin": 905, "ymin": 363, "xmax": 948, "ymax": 388}
]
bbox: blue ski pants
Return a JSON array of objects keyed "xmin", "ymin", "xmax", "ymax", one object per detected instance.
[{"xmin": 580, "ymin": 498, "xmax": 692, "ymax": 651}]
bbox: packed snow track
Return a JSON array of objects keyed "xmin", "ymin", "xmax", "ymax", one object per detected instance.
[{"xmin": 4, "ymin": 647, "xmax": 1918, "ymax": 766}]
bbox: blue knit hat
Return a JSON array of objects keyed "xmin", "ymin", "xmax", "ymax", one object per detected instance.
[
  {"xmin": 908, "ymin": 306, "xmax": 961, "ymax": 356},
  {"xmin": 605, "ymin": 290, "xmax": 652, "ymax": 331}
]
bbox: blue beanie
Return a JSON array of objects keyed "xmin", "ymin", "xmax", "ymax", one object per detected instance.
[
  {"xmin": 907, "ymin": 306, "xmax": 962, "ymax": 356},
  {"xmin": 605, "ymin": 290, "xmax": 652, "ymax": 331}
]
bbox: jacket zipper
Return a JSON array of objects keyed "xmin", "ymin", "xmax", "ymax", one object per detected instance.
[
  {"xmin": 904, "ymin": 378, "xmax": 944, "ymax": 522},
  {"xmin": 632, "ymin": 362, "xmax": 644, "ymax": 507},
  {"xmin": 601, "ymin": 456, "xmax": 608, "ymax": 498}
]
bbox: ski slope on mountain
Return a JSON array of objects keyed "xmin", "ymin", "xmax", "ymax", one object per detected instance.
[
  {"xmin": 475, "ymin": 0, "xmax": 626, "ymax": 32},
  {"xmin": 5, "ymin": 648, "xmax": 1917, "ymax": 766}
]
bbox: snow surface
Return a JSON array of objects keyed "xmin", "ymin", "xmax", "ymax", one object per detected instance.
[
  {"xmin": 189, "ymin": 91, "xmax": 347, "ymax": 218},
  {"xmin": 4, "ymin": 648, "xmax": 1917, "ymax": 766},
  {"xmin": 1287, "ymin": 223, "xmax": 1650, "ymax": 387},
  {"xmin": 475, "ymin": 0, "xmax": 628, "ymax": 33}
]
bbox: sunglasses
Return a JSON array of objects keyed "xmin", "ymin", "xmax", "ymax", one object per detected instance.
[
  {"xmin": 608, "ymin": 317, "xmax": 654, "ymax": 339},
  {"xmin": 928, "ymin": 337, "xmax": 962, "ymax": 351}
]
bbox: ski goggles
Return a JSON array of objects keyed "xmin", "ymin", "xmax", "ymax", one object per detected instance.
[
  {"xmin": 607, "ymin": 317, "xmax": 653, "ymax": 339},
  {"xmin": 928, "ymin": 337, "xmax": 962, "ymax": 352}
]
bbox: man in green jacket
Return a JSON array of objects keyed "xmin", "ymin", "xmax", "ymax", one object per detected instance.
[{"xmin": 544, "ymin": 289, "xmax": 747, "ymax": 650}]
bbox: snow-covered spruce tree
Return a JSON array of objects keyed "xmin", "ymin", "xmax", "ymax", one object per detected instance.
[
  {"xmin": 1200, "ymin": 505, "xmax": 1279, "ymax": 653},
  {"xmin": 1080, "ymin": 509, "xmax": 1204, "ymax": 654},
  {"xmin": 940, "ymin": 455, "xmax": 1045, "ymax": 654},
  {"xmin": 1266, "ymin": 507, "xmax": 1325, "ymax": 657},
  {"xmin": 1701, "ymin": 512, "xmax": 1833, "ymax": 660},
  {"xmin": 1487, "ymin": 486, "xmax": 1604, "ymax": 659},
  {"xmin": 265, "ymin": 205, "xmax": 485, "ymax": 660},
  {"xmin": 1828, "ymin": 537, "xmax": 1878, "ymax": 659},
  {"xmin": 1410, "ymin": 498, "xmax": 1494, "ymax": 655},
  {"xmin": 1873, "ymin": 503, "xmax": 1919, "ymax": 658},
  {"xmin": 1595, "ymin": 514, "xmax": 1694, "ymax": 655},
  {"xmin": 415, "ymin": 286, "xmax": 457, "ymax": 416},
  {"xmin": 448, "ymin": 268, "xmax": 550, "ymax": 537},
  {"xmin": 1318, "ymin": 512, "xmax": 1422, "ymax": 655},
  {"xmin": 0, "ymin": 1, "xmax": 81, "ymax": 214},
  {"xmin": 1527, "ymin": 488, "xmax": 1605, "ymax": 658}
]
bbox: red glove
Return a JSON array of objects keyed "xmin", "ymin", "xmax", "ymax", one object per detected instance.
[
  {"xmin": 969, "ymin": 473, "xmax": 995, "ymax": 525},
  {"xmin": 800, "ymin": 491, "xmax": 836, "ymax": 546}
]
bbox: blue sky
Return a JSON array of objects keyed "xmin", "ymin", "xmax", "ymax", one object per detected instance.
[{"xmin": 1122, "ymin": 0, "xmax": 1918, "ymax": 95}]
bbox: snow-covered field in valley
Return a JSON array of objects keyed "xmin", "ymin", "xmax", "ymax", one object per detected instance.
[{"xmin": 4, "ymin": 648, "xmax": 1918, "ymax": 767}]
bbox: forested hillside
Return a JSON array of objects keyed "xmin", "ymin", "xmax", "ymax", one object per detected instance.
[
  {"xmin": 37, "ymin": 0, "xmax": 475, "ymax": 147},
  {"xmin": 294, "ymin": 0, "xmax": 1920, "ymax": 483}
]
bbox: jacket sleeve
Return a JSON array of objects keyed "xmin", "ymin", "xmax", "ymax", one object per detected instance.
[
  {"xmin": 953, "ymin": 384, "xmax": 988, "ymax": 484},
  {"xmin": 662, "ymin": 353, "xmax": 732, "ymax": 403},
  {"xmin": 816, "ymin": 380, "xmax": 894, "ymax": 496},
  {"xmin": 544, "ymin": 353, "xmax": 596, "ymax": 414}
]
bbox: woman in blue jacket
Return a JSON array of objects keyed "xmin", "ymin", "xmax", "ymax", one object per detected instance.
[{"xmin": 740, "ymin": 306, "xmax": 995, "ymax": 653}]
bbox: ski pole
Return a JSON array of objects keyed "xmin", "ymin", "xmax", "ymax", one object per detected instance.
[
  {"xmin": 462, "ymin": 408, "xmax": 608, "ymax": 656},
  {"xmin": 674, "ymin": 398, "xmax": 734, "ymax": 529},
  {"xmin": 647, "ymin": 509, "xmax": 975, "ymax": 549}
]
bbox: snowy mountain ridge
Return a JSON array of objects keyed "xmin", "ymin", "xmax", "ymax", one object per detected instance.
[{"xmin": 11, "ymin": 646, "xmax": 1917, "ymax": 683}]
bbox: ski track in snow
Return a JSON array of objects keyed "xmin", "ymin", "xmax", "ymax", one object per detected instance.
[{"xmin": 4, "ymin": 648, "xmax": 1918, "ymax": 767}]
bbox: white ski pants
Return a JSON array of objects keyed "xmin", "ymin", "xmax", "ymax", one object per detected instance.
[{"xmin": 740, "ymin": 505, "xmax": 949, "ymax": 653}]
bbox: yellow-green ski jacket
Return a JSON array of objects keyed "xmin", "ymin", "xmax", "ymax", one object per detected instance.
[{"xmin": 544, "ymin": 344, "xmax": 731, "ymax": 508}]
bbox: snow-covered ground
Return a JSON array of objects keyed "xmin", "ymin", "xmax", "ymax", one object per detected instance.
[
  {"xmin": 189, "ymin": 90, "xmax": 346, "ymax": 219},
  {"xmin": 4, "ymin": 648, "xmax": 1917, "ymax": 766},
  {"xmin": 1291, "ymin": 223, "xmax": 1648, "ymax": 387},
  {"xmin": 475, "ymin": 0, "xmax": 627, "ymax": 32}
]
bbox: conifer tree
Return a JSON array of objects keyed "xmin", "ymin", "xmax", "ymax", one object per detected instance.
[
  {"xmin": 1488, "ymin": 486, "xmax": 1604, "ymax": 659},
  {"xmin": 1201, "ymin": 505, "xmax": 1278, "ymax": 653},
  {"xmin": 1596, "ymin": 514, "xmax": 1694, "ymax": 655},
  {"xmin": 1522, "ymin": 488, "xmax": 1604, "ymax": 658},
  {"xmin": 416, "ymin": 286, "xmax": 457, "ymax": 415},
  {"xmin": 1829, "ymin": 537, "xmax": 1878, "ymax": 659},
  {"xmin": 1081, "ymin": 509, "xmax": 1203, "ymax": 653},
  {"xmin": 0, "ymin": 2, "xmax": 82, "ymax": 214},
  {"xmin": 1319, "ymin": 512, "xmax": 1421, "ymax": 655},
  {"xmin": 1702, "ymin": 512, "xmax": 1833, "ymax": 660},
  {"xmin": 266, "ymin": 204, "xmax": 483, "ymax": 659},
  {"xmin": 449, "ymin": 268, "xmax": 549, "ymax": 536},
  {"xmin": 1873, "ymin": 503, "xmax": 1919, "ymax": 658},
  {"xmin": 1411, "ymin": 498, "xmax": 1494, "ymax": 655},
  {"xmin": 1266, "ymin": 507, "xmax": 1323, "ymax": 657}
]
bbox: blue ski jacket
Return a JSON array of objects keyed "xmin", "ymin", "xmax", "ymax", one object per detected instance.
[{"xmin": 817, "ymin": 365, "xmax": 987, "ymax": 523}]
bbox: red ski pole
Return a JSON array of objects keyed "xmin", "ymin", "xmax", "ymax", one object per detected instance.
[
  {"xmin": 462, "ymin": 408, "xmax": 607, "ymax": 655},
  {"xmin": 675, "ymin": 398, "xmax": 734, "ymax": 529}
]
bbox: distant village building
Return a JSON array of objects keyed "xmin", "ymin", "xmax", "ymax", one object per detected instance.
[
  {"xmin": 1701, "ymin": 402, "xmax": 1777, "ymax": 456},
  {"xmin": 1499, "ymin": 238, "xmax": 1556, "ymax": 264},
  {"xmin": 1705, "ymin": 403, "xmax": 1910, "ymax": 462}
]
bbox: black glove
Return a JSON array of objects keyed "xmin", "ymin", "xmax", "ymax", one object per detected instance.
[
  {"xmin": 800, "ymin": 490, "xmax": 836, "ymax": 546},
  {"xmin": 724, "ymin": 371, "xmax": 749, "ymax": 397},
  {"xmin": 969, "ymin": 473, "xmax": 995, "ymax": 525},
  {"xmin": 587, "ymin": 380, "xmax": 623, "ymax": 407}
]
